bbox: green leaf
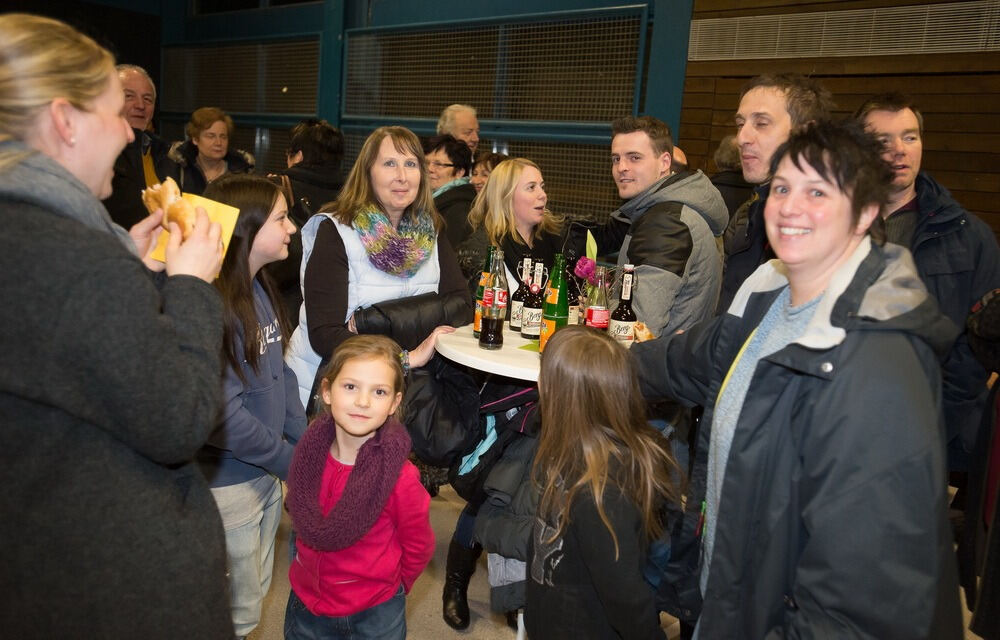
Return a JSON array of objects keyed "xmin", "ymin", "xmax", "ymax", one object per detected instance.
[{"xmin": 586, "ymin": 230, "xmax": 597, "ymax": 261}]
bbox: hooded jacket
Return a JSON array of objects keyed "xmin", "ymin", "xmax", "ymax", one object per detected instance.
[
  {"xmin": 604, "ymin": 170, "xmax": 728, "ymax": 338},
  {"xmin": 632, "ymin": 238, "xmax": 963, "ymax": 639},
  {"xmin": 909, "ymin": 172, "xmax": 1000, "ymax": 470},
  {"xmin": 168, "ymin": 139, "xmax": 255, "ymax": 195}
]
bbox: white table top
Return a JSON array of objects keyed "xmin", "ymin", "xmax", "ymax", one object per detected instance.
[{"xmin": 435, "ymin": 323, "xmax": 540, "ymax": 382}]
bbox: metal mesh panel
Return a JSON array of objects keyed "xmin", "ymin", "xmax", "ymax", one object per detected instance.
[
  {"xmin": 503, "ymin": 140, "xmax": 618, "ymax": 223},
  {"xmin": 162, "ymin": 39, "xmax": 319, "ymax": 114},
  {"xmin": 689, "ymin": 0, "xmax": 1000, "ymax": 60},
  {"xmin": 341, "ymin": 130, "xmax": 617, "ymax": 224},
  {"xmin": 344, "ymin": 14, "xmax": 642, "ymax": 121},
  {"xmin": 255, "ymin": 127, "xmax": 294, "ymax": 175}
]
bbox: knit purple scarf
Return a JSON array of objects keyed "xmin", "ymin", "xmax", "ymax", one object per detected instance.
[{"xmin": 286, "ymin": 412, "xmax": 412, "ymax": 551}]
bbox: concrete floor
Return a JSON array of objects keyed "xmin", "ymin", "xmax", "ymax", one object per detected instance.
[{"xmin": 246, "ymin": 483, "xmax": 980, "ymax": 640}]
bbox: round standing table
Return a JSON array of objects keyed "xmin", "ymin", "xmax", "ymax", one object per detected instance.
[{"xmin": 434, "ymin": 323, "xmax": 541, "ymax": 381}]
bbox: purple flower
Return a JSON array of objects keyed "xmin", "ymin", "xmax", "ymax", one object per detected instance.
[{"xmin": 574, "ymin": 257, "xmax": 596, "ymax": 285}]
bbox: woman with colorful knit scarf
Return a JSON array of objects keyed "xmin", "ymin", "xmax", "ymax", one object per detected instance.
[{"xmin": 285, "ymin": 126, "xmax": 474, "ymax": 415}]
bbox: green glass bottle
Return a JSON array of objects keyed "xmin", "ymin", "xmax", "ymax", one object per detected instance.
[{"xmin": 539, "ymin": 253, "xmax": 569, "ymax": 353}]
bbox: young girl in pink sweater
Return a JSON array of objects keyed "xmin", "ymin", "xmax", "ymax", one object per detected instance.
[{"xmin": 284, "ymin": 334, "xmax": 436, "ymax": 639}]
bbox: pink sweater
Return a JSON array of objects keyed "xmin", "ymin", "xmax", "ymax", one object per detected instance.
[{"xmin": 289, "ymin": 455, "xmax": 434, "ymax": 617}]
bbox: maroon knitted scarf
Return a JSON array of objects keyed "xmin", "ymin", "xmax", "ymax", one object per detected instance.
[{"xmin": 286, "ymin": 412, "xmax": 412, "ymax": 551}]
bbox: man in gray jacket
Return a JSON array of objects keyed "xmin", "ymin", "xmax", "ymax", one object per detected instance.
[{"xmin": 594, "ymin": 116, "xmax": 728, "ymax": 339}]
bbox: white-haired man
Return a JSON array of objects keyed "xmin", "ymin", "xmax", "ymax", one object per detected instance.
[
  {"xmin": 437, "ymin": 104, "xmax": 479, "ymax": 154},
  {"xmin": 102, "ymin": 64, "xmax": 178, "ymax": 228}
]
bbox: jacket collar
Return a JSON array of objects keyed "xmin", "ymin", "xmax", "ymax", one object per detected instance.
[
  {"xmin": 915, "ymin": 172, "xmax": 965, "ymax": 226},
  {"xmin": 727, "ymin": 237, "xmax": 943, "ymax": 356}
]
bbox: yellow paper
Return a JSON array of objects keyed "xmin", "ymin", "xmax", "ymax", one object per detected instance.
[{"xmin": 149, "ymin": 193, "xmax": 240, "ymax": 264}]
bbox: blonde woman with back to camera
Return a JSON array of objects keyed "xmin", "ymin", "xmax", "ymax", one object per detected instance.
[{"xmin": 0, "ymin": 13, "xmax": 233, "ymax": 639}]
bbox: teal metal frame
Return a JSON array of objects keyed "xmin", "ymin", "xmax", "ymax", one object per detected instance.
[
  {"xmin": 339, "ymin": 5, "xmax": 650, "ymax": 143},
  {"xmin": 154, "ymin": 0, "xmax": 692, "ymax": 149}
]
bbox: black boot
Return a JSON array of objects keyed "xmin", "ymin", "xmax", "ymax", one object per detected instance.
[{"xmin": 442, "ymin": 540, "xmax": 482, "ymax": 630}]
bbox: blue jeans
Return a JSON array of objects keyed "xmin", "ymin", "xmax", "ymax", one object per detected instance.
[
  {"xmin": 283, "ymin": 586, "xmax": 406, "ymax": 640},
  {"xmin": 210, "ymin": 475, "xmax": 283, "ymax": 638},
  {"xmin": 452, "ymin": 502, "xmax": 478, "ymax": 549}
]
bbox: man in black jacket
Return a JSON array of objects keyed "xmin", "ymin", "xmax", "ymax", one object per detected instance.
[
  {"xmin": 101, "ymin": 65, "xmax": 178, "ymax": 229},
  {"xmin": 857, "ymin": 93, "xmax": 1000, "ymax": 475},
  {"xmin": 718, "ymin": 73, "xmax": 833, "ymax": 313}
]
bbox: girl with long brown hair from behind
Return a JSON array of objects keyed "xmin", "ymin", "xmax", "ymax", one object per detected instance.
[{"xmin": 526, "ymin": 326, "xmax": 680, "ymax": 639}]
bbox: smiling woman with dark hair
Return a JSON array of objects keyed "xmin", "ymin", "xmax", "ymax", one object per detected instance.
[{"xmin": 632, "ymin": 119, "xmax": 963, "ymax": 638}]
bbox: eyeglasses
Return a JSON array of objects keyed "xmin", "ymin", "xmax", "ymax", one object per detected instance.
[{"xmin": 426, "ymin": 160, "xmax": 455, "ymax": 169}]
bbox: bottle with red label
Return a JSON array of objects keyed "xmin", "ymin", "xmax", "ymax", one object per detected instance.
[
  {"xmin": 585, "ymin": 265, "xmax": 609, "ymax": 330},
  {"xmin": 608, "ymin": 263, "xmax": 637, "ymax": 344},
  {"xmin": 479, "ymin": 248, "xmax": 508, "ymax": 350},
  {"xmin": 520, "ymin": 261, "xmax": 546, "ymax": 340},
  {"xmin": 472, "ymin": 245, "xmax": 494, "ymax": 338}
]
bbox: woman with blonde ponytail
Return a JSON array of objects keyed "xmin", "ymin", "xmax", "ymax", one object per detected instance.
[{"xmin": 0, "ymin": 14, "xmax": 231, "ymax": 638}]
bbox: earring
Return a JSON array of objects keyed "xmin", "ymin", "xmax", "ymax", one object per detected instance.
[{"xmin": 69, "ymin": 137, "xmax": 76, "ymax": 146}]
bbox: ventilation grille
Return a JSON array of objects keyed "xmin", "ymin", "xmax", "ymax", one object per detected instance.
[
  {"xmin": 689, "ymin": 0, "xmax": 1000, "ymax": 60},
  {"xmin": 343, "ymin": 130, "xmax": 619, "ymax": 223},
  {"xmin": 162, "ymin": 38, "xmax": 319, "ymax": 114},
  {"xmin": 344, "ymin": 13, "xmax": 642, "ymax": 122}
]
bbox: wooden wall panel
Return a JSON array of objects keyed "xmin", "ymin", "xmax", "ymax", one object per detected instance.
[{"xmin": 679, "ymin": 1, "xmax": 1000, "ymax": 238}]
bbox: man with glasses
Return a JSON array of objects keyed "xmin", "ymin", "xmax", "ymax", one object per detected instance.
[{"xmin": 425, "ymin": 134, "xmax": 475, "ymax": 248}]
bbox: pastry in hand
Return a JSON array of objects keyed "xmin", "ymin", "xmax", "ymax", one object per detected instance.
[
  {"xmin": 633, "ymin": 321, "xmax": 655, "ymax": 342},
  {"xmin": 141, "ymin": 177, "xmax": 196, "ymax": 239}
]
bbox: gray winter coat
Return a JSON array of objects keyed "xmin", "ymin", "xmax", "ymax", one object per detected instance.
[
  {"xmin": 0, "ymin": 143, "xmax": 231, "ymax": 638},
  {"xmin": 608, "ymin": 170, "xmax": 728, "ymax": 337}
]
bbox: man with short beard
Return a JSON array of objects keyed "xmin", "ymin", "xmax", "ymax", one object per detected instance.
[{"xmin": 718, "ymin": 74, "xmax": 834, "ymax": 313}]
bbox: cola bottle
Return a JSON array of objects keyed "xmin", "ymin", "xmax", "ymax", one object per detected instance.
[{"xmin": 479, "ymin": 249, "xmax": 508, "ymax": 350}]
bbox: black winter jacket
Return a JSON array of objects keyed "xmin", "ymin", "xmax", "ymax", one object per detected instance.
[
  {"xmin": 632, "ymin": 239, "xmax": 963, "ymax": 639},
  {"xmin": 525, "ymin": 481, "xmax": 665, "ymax": 640},
  {"xmin": 435, "ymin": 181, "xmax": 477, "ymax": 249},
  {"xmin": 709, "ymin": 169, "xmax": 753, "ymax": 223},
  {"xmin": 907, "ymin": 172, "xmax": 1000, "ymax": 470},
  {"xmin": 718, "ymin": 181, "xmax": 771, "ymax": 314},
  {"xmin": 475, "ymin": 418, "xmax": 541, "ymax": 613},
  {"xmin": 102, "ymin": 129, "xmax": 179, "ymax": 229}
]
